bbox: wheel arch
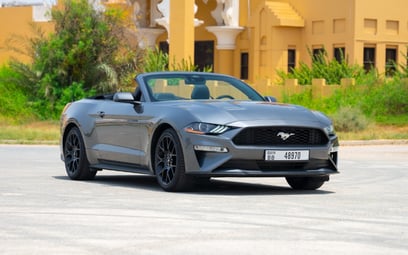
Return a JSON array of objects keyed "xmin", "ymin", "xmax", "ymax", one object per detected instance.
[
  {"xmin": 150, "ymin": 123, "xmax": 178, "ymax": 174},
  {"xmin": 61, "ymin": 122, "xmax": 91, "ymax": 163},
  {"xmin": 62, "ymin": 122, "xmax": 80, "ymax": 149}
]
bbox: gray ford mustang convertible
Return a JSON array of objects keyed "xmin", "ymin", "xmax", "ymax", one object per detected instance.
[{"xmin": 60, "ymin": 71, "xmax": 339, "ymax": 192}]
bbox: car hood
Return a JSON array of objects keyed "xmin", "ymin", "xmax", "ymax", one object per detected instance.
[{"xmin": 167, "ymin": 100, "xmax": 326, "ymax": 126}]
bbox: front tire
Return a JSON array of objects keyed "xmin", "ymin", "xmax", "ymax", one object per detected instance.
[
  {"xmin": 154, "ymin": 129, "xmax": 193, "ymax": 192},
  {"xmin": 286, "ymin": 176, "xmax": 327, "ymax": 190},
  {"xmin": 63, "ymin": 127, "xmax": 96, "ymax": 180}
]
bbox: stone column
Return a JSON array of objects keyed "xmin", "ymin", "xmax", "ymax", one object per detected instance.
[
  {"xmin": 169, "ymin": 0, "xmax": 195, "ymax": 67},
  {"xmin": 206, "ymin": 0, "xmax": 243, "ymax": 76}
]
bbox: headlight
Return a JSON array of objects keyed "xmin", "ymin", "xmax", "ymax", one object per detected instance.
[
  {"xmin": 184, "ymin": 122, "xmax": 230, "ymax": 135},
  {"xmin": 324, "ymin": 124, "xmax": 335, "ymax": 136}
]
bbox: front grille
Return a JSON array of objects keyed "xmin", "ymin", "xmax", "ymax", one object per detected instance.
[{"xmin": 232, "ymin": 127, "xmax": 328, "ymax": 146}]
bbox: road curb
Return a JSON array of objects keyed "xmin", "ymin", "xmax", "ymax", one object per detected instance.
[
  {"xmin": 0, "ymin": 140, "xmax": 58, "ymax": 145},
  {"xmin": 340, "ymin": 139, "xmax": 408, "ymax": 146}
]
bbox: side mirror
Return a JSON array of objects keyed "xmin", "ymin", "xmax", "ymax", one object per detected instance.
[
  {"xmin": 113, "ymin": 92, "xmax": 140, "ymax": 105},
  {"xmin": 264, "ymin": 96, "xmax": 277, "ymax": 102}
]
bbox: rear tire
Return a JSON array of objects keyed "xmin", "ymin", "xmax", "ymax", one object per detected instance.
[
  {"xmin": 154, "ymin": 129, "xmax": 193, "ymax": 192},
  {"xmin": 286, "ymin": 176, "xmax": 327, "ymax": 190},
  {"xmin": 63, "ymin": 127, "xmax": 96, "ymax": 180}
]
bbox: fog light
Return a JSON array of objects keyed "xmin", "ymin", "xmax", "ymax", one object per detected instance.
[
  {"xmin": 193, "ymin": 145, "xmax": 228, "ymax": 153},
  {"xmin": 330, "ymin": 146, "xmax": 339, "ymax": 153}
]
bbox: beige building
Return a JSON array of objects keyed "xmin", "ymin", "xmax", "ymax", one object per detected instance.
[
  {"xmin": 1, "ymin": 0, "xmax": 408, "ymax": 84},
  {"xmin": 0, "ymin": 1, "xmax": 54, "ymax": 63}
]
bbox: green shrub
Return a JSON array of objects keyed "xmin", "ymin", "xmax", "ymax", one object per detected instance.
[
  {"xmin": 330, "ymin": 106, "xmax": 370, "ymax": 132},
  {"xmin": 357, "ymin": 76, "xmax": 408, "ymax": 120},
  {"xmin": 0, "ymin": 66, "xmax": 35, "ymax": 122},
  {"xmin": 141, "ymin": 47, "xmax": 169, "ymax": 73},
  {"xmin": 277, "ymin": 48, "xmax": 366, "ymax": 85},
  {"xmin": 5, "ymin": 0, "xmax": 142, "ymax": 120},
  {"xmin": 281, "ymin": 83, "xmax": 363, "ymax": 116},
  {"xmin": 140, "ymin": 47, "xmax": 213, "ymax": 73}
]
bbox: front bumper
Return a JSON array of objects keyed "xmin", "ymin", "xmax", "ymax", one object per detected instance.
[{"xmin": 181, "ymin": 127, "xmax": 339, "ymax": 177}]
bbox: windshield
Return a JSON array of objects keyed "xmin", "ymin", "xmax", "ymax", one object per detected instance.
[{"xmin": 142, "ymin": 73, "xmax": 265, "ymax": 101}]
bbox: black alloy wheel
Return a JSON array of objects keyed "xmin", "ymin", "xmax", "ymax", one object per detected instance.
[
  {"xmin": 154, "ymin": 129, "xmax": 192, "ymax": 192},
  {"xmin": 64, "ymin": 127, "xmax": 96, "ymax": 180}
]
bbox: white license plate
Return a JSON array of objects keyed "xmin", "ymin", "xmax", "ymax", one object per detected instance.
[{"xmin": 265, "ymin": 150, "xmax": 309, "ymax": 161}]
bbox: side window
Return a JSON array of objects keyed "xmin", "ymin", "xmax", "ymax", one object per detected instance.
[
  {"xmin": 385, "ymin": 47, "xmax": 397, "ymax": 77},
  {"xmin": 363, "ymin": 46, "xmax": 376, "ymax": 72},
  {"xmin": 240, "ymin": 52, "xmax": 249, "ymax": 80},
  {"xmin": 334, "ymin": 47, "xmax": 345, "ymax": 62},
  {"xmin": 312, "ymin": 47, "xmax": 325, "ymax": 62},
  {"xmin": 287, "ymin": 49, "xmax": 296, "ymax": 73}
]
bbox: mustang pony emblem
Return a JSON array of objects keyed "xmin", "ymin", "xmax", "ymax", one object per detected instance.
[{"xmin": 277, "ymin": 132, "xmax": 295, "ymax": 140}]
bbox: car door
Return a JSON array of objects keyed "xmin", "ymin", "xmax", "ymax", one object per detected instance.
[{"xmin": 93, "ymin": 99, "xmax": 151, "ymax": 168}]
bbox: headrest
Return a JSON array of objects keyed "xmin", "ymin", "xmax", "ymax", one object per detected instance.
[{"xmin": 191, "ymin": 85, "xmax": 210, "ymax": 99}]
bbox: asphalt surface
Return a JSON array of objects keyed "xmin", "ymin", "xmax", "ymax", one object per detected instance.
[{"xmin": 0, "ymin": 144, "xmax": 407, "ymax": 254}]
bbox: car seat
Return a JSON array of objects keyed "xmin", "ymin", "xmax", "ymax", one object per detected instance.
[{"xmin": 191, "ymin": 85, "xmax": 210, "ymax": 99}]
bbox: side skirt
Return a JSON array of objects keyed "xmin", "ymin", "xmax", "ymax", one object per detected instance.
[{"xmin": 91, "ymin": 160, "xmax": 153, "ymax": 175}]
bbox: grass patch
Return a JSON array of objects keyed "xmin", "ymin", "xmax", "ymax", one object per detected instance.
[
  {"xmin": 337, "ymin": 124, "xmax": 408, "ymax": 140},
  {"xmin": 0, "ymin": 120, "xmax": 59, "ymax": 144},
  {"xmin": 374, "ymin": 115, "xmax": 408, "ymax": 125}
]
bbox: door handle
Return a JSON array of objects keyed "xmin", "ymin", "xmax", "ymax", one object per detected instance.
[{"xmin": 97, "ymin": 111, "xmax": 105, "ymax": 118}]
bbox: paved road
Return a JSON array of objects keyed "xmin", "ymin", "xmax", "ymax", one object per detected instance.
[{"xmin": 0, "ymin": 145, "xmax": 407, "ymax": 255}]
